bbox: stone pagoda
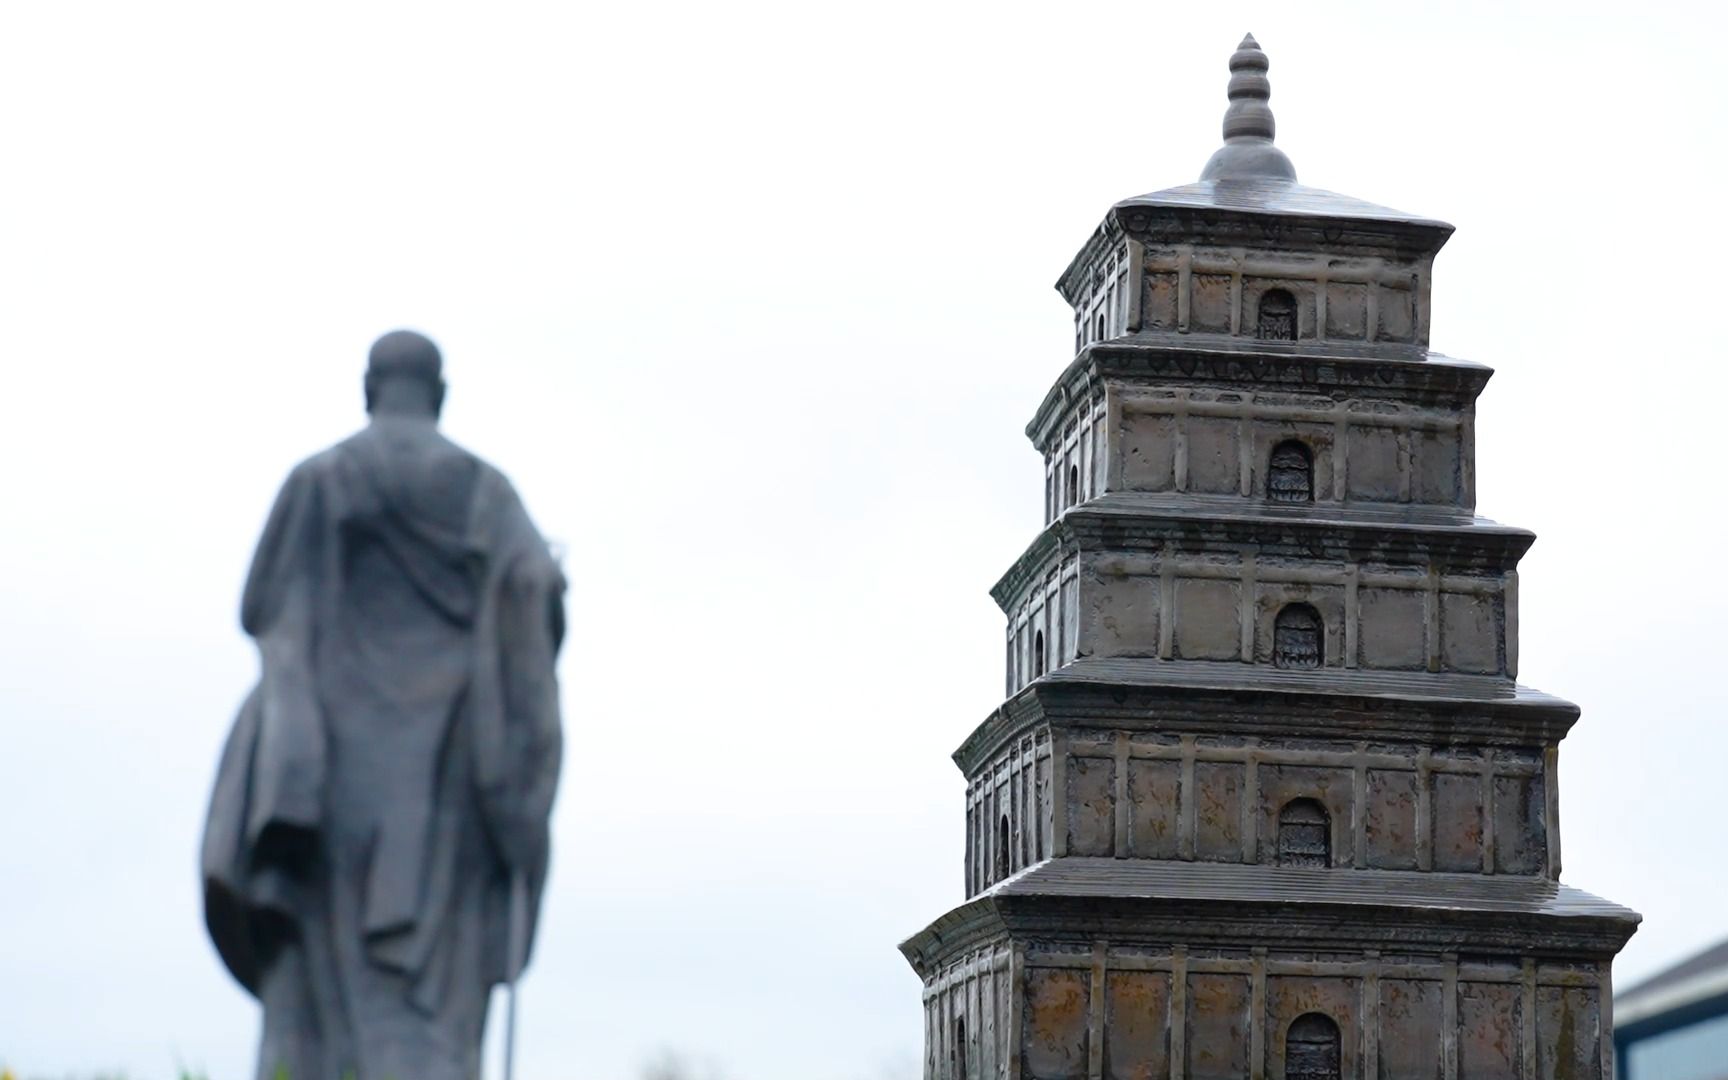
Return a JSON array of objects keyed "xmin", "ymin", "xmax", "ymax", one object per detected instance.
[{"xmin": 900, "ymin": 35, "xmax": 1638, "ymax": 1080}]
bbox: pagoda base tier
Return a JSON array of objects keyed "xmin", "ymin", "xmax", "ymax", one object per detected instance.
[{"xmin": 902, "ymin": 861, "xmax": 1635, "ymax": 1080}]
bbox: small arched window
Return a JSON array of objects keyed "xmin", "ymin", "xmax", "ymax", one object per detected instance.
[
  {"xmin": 996, "ymin": 817, "xmax": 1011, "ymax": 881},
  {"xmin": 1034, "ymin": 630, "xmax": 1046, "ymax": 677},
  {"xmin": 1258, "ymin": 289, "xmax": 1297, "ymax": 341},
  {"xmin": 1068, "ymin": 464, "xmax": 1081, "ymax": 507},
  {"xmin": 1278, "ymin": 799, "xmax": 1331, "ymax": 868},
  {"xmin": 1267, "ymin": 440, "xmax": 1314, "ymax": 503},
  {"xmin": 1273, "ymin": 604, "xmax": 1323, "ymax": 669},
  {"xmin": 1285, "ymin": 1013, "xmax": 1341, "ymax": 1080},
  {"xmin": 1096, "ymin": 312, "xmax": 1107, "ymax": 341},
  {"xmin": 953, "ymin": 1017, "xmax": 969, "ymax": 1080}
]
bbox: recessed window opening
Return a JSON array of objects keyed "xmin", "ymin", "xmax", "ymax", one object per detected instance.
[
  {"xmin": 1267, "ymin": 440, "xmax": 1314, "ymax": 503},
  {"xmin": 1273, "ymin": 603, "xmax": 1323, "ymax": 669},
  {"xmin": 1096, "ymin": 312, "xmax": 1106, "ymax": 341},
  {"xmin": 1068, "ymin": 464, "xmax": 1081, "ymax": 507},
  {"xmin": 953, "ymin": 1017, "xmax": 968, "ymax": 1080},
  {"xmin": 1278, "ymin": 799, "xmax": 1331, "ymax": 868},
  {"xmin": 996, "ymin": 817, "xmax": 1011, "ymax": 881},
  {"xmin": 1285, "ymin": 1013, "xmax": 1341, "ymax": 1080},
  {"xmin": 1258, "ymin": 288, "xmax": 1297, "ymax": 341},
  {"xmin": 1034, "ymin": 630, "xmax": 1046, "ymax": 677}
]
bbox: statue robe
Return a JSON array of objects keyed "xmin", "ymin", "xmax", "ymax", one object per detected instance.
[{"xmin": 201, "ymin": 416, "xmax": 564, "ymax": 1080}]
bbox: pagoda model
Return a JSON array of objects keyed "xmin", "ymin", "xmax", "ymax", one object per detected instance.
[{"xmin": 900, "ymin": 35, "xmax": 1638, "ymax": 1080}]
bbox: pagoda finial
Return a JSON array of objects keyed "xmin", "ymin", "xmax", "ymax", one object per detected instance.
[{"xmin": 1200, "ymin": 32, "xmax": 1298, "ymax": 183}]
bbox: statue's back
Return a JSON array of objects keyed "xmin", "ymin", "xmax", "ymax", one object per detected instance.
[{"xmin": 202, "ymin": 332, "xmax": 564, "ymax": 1080}]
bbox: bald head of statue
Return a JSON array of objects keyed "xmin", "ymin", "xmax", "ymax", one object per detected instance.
[{"xmin": 364, "ymin": 329, "xmax": 446, "ymax": 420}]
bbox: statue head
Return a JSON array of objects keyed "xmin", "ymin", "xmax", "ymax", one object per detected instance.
[{"xmin": 365, "ymin": 329, "xmax": 446, "ymax": 419}]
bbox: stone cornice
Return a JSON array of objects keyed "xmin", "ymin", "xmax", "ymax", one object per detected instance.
[
  {"xmin": 900, "ymin": 863, "xmax": 1635, "ymax": 978},
  {"xmin": 1109, "ymin": 200, "xmax": 1453, "ymax": 259},
  {"xmin": 1028, "ymin": 341, "xmax": 1493, "ymax": 450},
  {"xmin": 1055, "ymin": 215, "xmax": 1127, "ymax": 307},
  {"xmin": 989, "ymin": 499, "xmax": 1534, "ymax": 611},
  {"xmin": 953, "ymin": 664, "xmax": 1580, "ymax": 773}
]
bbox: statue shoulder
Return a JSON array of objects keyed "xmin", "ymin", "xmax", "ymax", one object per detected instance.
[
  {"xmin": 296, "ymin": 432, "xmax": 374, "ymax": 483},
  {"xmin": 427, "ymin": 429, "xmax": 498, "ymax": 476}
]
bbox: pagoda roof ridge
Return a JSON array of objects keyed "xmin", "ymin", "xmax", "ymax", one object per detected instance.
[
  {"xmin": 990, "ymin": 502, "xmax": 1535, "ymax": 611},
  {"xmin": 1027, "ymin": 343, "xmax": 1494, "ymax": 447},
  {"xmin": 901, "ymin": 858, "xmax": 1639, "ymax": 975},
  {"xmin": 1079, "ymin": 490, "xmax": 1522, "ymax": 532},
  {"xmin": 1080, "ymin": 337, "xmax": 1490, "ymax": 374},
  {"xmin": 1038, "ymin": 656, "xmax": 1559, "ymax": 707},
  {"xmin": 992, "ymin": 858, "xmax": 1638, "ymax": 921},
  {"xmin": 1114, "ymin": 176, "xmax": 1453, "ymax": 233},
  {"xmin": 952, "ymin": 660, "xmax": 1579, "ymax": 774}
]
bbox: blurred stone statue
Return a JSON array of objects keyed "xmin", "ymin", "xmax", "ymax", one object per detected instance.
[{"xmin": 201, "ymin": 330, "xmax": 565, "ymax": 1080}]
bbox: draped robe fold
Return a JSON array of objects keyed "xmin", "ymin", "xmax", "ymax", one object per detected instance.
[{"xmin": 201, "ymin": 417, "xmax": 564, "ymax": 1080}]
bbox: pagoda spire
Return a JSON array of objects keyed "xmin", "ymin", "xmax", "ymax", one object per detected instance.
[{"xmin": 1200, "ymin": 32, "xmax": 1298, "ymax": 183}]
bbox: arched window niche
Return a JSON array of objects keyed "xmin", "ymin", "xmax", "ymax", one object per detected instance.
[
  {"xmin": 1273, "ymin": 603, "xmax": 1323, "ymax": 669},
  {"xmin": 1284, "ymin": 1012, "xmax": 1341, "ymax": 1080},
  {"xmin": 1267, "ymin": 439, "xmax": 1314, "ymax": 503},
  {"xmin": 996, "ymin": 817, "xmax": 1011, "ymax": 882},
  {"xmin": 953, "ymin": 1017, "xmax": 969, "ymax": 1080},
  {"xmin": 1068, "ymin": 464, "xmax": 1081, "ymax": 508},
  {"xmin": 1034, "ymin": 630, "xmax": 1046, "ymax": 678},
  {"xmin": 1257, "ymin": 288, "xmax": 1297, "ymax": 341},
  {"xmin": 1278, "ymin": 798, "xmax": 1331, "ymax": 868}
]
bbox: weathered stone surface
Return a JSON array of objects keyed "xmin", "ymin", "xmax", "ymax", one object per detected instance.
[{"xmin": 904, "ymin": 33, "xmax": 1635, "ymax": 1080}]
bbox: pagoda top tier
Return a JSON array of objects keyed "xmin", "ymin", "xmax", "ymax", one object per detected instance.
[
  {"xmin": 1059, "ymin": 35, "xmax": 1454, "ymax": 354},
  {"xmin": 1153, "ymin": 31, "xmax": 1448, "ymax": 232}
]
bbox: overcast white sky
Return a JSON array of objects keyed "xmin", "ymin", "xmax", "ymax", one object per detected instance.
[{"xmin": 1, "ymin": 4, "xmax": 1724, "ymax": 1079}]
